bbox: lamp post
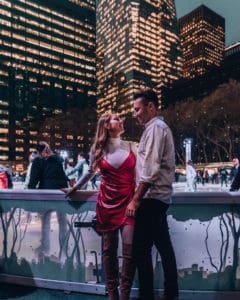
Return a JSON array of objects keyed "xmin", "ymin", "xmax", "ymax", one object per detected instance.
[
  {"xmin": 183, "ymin": 138, "xmax": 193, "ymax": 163},
  {"xmin": 60, "ymin": 150, "xmax": 68, "ymax": 160}
]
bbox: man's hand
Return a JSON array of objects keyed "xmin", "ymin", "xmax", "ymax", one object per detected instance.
[
  {"xmin": 126, "ymin": 199, "xmax": 140, "ymax": 218},
  {"xmin": 126, "ymin": 182, "xmax": 150, "ymax": 217},
  {"xmin": 62, "ymin": 187, "xmax": 77, "ymax": 198}
]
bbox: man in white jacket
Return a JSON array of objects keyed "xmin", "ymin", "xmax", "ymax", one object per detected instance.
[{"xmin": 186, "ymin": 160, "xmax": 197, "ymax": 192}]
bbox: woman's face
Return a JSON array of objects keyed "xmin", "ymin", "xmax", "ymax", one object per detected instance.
[{"xmin": 107, "ymin": 114, "xmax": 124, "ymax": 136}]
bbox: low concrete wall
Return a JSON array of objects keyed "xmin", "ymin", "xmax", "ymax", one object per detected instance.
[{"xmin": 1, "ymin": 189, "xmax": 240, "ymax": 299}]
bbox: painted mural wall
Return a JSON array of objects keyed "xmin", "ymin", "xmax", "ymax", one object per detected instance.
[{"xmin": 0, "ymin": 199, "xmax": 239, "ymax": 291}]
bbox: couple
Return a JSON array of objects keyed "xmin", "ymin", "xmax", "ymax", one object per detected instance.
[{"xmin": 64, "ymin": 89, "xmax": 179, "ymax": 300}]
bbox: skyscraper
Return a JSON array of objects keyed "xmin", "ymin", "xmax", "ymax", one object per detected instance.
[
  {"xmin": 178, "ymin": 5, "xmax": 225, "ymax": 79},
  {"xmin": 96, "ymin": 0, "xmax": 182, "ymax": 116},
  {"xmin": 0, "ymin": 0, "xmax": 96, "ymax": 163}
]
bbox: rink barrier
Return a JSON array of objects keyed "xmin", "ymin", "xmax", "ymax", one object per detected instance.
[{"xmin": 0, "ymin": 189, "xmax": 240, "ymax": 299}]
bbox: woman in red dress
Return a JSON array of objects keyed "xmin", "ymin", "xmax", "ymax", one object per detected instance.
[{"xmin": 64, "ymin": 112, "xmax": 136, "ymax": 300}]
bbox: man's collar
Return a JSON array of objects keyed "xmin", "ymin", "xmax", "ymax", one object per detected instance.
[{"xmin": 144, "ymin": 116, "xmax": 162, "ymax": 128}]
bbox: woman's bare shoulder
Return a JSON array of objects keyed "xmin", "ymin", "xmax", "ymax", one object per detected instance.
[{"xmin": 122, "ymin": 140, "xmax": 137, "ymax": 154}]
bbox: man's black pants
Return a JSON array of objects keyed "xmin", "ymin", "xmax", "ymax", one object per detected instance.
[{"xmin": 133, "ymin": 198, "xmax": 178, "ymax": 300}]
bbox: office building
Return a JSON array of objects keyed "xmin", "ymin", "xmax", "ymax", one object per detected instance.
[
  {"xmin": 0, "ymin": 0, "xmax": 96, "ymax": 165},
  {"xmin": 178, "ymin": 5, "xmax": 225, "ymax": 79},
  {"xmin": 96, "ymin": 0, "xmax": 182, "ymax": 116},
  {"xmin": 225, "ymin": 42, "xmax": 240, "ymax": 58},
  {"xmin": 162, "ymin": 42, "xmax": 240, "ymax": 108}
]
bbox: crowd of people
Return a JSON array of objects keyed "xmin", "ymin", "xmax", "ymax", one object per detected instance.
[
  {"xmin": 1, "ymin": 88, "xmax": 240, "ymax": 300},
  {"xmin": 184, "ymin": 158, "xmax": 240, "ymax": 192},
  {"xmin": 0, "ymin": 149, "xmax": 100, "ymax": 191}
]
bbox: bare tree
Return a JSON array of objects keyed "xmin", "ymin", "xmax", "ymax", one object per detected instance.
[{"xmin": 162, "ymin": 80, "xmax": 240, "ymax": 163}]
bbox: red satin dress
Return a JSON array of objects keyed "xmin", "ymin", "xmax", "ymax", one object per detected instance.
[{"xmin": 96, "ymin": 150, "xmax": 136, "ymax": 233}]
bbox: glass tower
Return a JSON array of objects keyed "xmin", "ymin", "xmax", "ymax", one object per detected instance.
[
  {"xmin": 178, "ymin": 5, "xmax": 225, "ymax": 79},
  {"xmin": 0, "ymin": 0, "xmax": 96, "ymax": 163},
  {"xmin": 96, "ymin": 0, "xmax": 182, "ymax": 116}
]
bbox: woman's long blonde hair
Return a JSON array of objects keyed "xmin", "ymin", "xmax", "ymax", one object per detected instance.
[{"xmin": 92, "ymin": 112, "xmax": 113, "ymax": 170}]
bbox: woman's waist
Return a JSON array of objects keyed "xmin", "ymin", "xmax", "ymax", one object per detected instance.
[
  {"xmin": 100, "ymin": 180, "xmax": 135, "ymax": 189},
  {"xmin": 101, "ymin": 175, "xmax": 135, "ymax": 184}
]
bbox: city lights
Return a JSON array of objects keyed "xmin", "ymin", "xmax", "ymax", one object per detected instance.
[
  {"xmin": 0, "ymin": 0, "xmax": 96, "ymax": 162},
  {"xmin": 179, "ymin": 5, "xmax": 225, "ymax": 79},
  {"xmin": 96, "ymin": 0, "xmax": 182, "ymax": 117}
]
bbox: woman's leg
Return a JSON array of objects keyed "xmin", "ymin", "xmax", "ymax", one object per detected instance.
[
  {"xmin": 120, "ymin": 224, "xmax": 135, "ymax": 300},
  {"xmin": 103, "ymin": 230, "xmax": 119, "ymax": 300}
]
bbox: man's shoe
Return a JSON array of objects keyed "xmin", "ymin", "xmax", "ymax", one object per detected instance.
[{"xmin": 158, "ymin": 294, "xmax": 179, "ymax": 300}]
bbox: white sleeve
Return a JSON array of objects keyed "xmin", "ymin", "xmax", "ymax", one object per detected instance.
[{"xmin": 139, "ymin": 124, "xmax": 165, "ymax": 184}]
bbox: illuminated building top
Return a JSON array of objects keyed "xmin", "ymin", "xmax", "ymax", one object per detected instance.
[{"xmin": 178, "ymin": 5, "xmax": 225, "ymax": 79}]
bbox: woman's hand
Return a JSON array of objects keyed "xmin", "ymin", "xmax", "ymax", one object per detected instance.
[{"xmin": 62, "ymin": 187, "xmax": 77, "ymax": 198}]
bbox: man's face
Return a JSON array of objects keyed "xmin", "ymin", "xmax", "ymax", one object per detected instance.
[{"xmin": 133, "ymin": 98, "xmax": 152, "ymax": 125}]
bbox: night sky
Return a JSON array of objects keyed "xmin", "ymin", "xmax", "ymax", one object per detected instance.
[{"xmin": 175, "ymin": 0, "xmax": 240, "ymax": 46}]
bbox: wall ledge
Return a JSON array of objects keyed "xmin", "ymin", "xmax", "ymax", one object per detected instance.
[{"xmin": 1, "ymin": 189, "xmax": 240, "ymax": 204}]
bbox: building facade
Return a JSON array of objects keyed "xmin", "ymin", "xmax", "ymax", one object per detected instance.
[
  {"xmin": 96, "ymin": 0, "xmax": 182, "ymax": 116},
  {"xmin": 225, "ymin": 42, "xmax": 240, "ymax": 58},
  {"xmin": 162, "ymin": 42, "xmax": 240, "ymax": 108},
  {"xmin": 178, "ymin": 5, "xmax": 225, "ymax": 79},
  {"xmin": 0, "ymin": 0, "xmax": 96, "ymax": 165}
]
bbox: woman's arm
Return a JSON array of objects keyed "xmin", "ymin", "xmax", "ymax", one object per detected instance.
[{"xmin": 63, "ymin": 150, "xmax": 97, "ymax": 197}]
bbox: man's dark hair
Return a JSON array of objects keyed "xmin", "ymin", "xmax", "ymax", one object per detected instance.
[
  {"xmin": 133, "ymin": 89, "xmax": 159, "ymax": 109},
  {"xmin": 79, "ymin": 152, "xmax": 87, "ymax": 159}
]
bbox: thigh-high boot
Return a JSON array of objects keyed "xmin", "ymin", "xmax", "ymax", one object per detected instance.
[
  {"xmin": 103, "ymin": 231, "xmax": 119, "ymax": 300},
  {"xmin": 120, "ymin": 243, "xmax": 135, "ymax": 300}
]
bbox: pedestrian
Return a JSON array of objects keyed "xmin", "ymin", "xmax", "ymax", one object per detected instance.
[
  {"xmin": 28, "ymin": 141, "xmax": 68, "ymax": 189},
  {"xmin": 205, "ymin": 169, "xmax": 209, "ymax": 183},
  {"xmin": 196, "ymin": 170, "xmax": 202, "ymax": 184},
  {"xmin": 0, "ymin": 164, "xmax": 9, "ymax": 189},
  {"xmin": 230, "ymin": 160, "xmax": 240, "ymax": 191},
  {"xmin": 126, "ymin": 89, "xmax": 179, "ymax": 300},
  {"xmin": 230, "ymin": 158, "xmax": 239, "ymax": 182},
  {"xmin": 64, "ymin": 158, "xmax": 76, "ymax": 187},
  {"xmin": 186, "ymin": 160, "xmax": 197, "ymax": 192},
  {"xmin": 66, "ymin": 152, "xmax": 89, "ymax": 189},
  {"xmin": 220, "ymin": 167, "xmax": 228, "ymax": 189},
  {"xmin": 63, "ymin": 112, "xmax": 137, "ymax": 300},
  {"xmin": 201, "ymin": 168, "xmax": 206, "ymax": 185},
  {"xmin": 5, "ymin": 165, "xmax": 13, "ymax": 188},
  {"xmin": 24, "ymin": 151, "xmax": 38, "ymax": 189},
  {"xmin": 28, "ymin": 141, "xmax": 68, "ymax": 258}
]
